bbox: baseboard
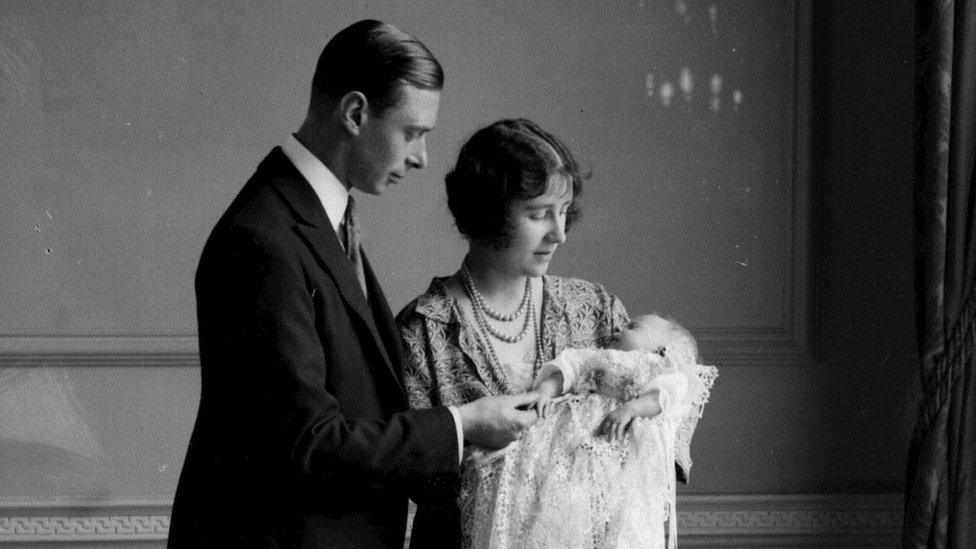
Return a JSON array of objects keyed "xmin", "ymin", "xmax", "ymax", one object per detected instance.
[
  {"xmin": 676, "ymin": 494, "xmax": 902, "ymax": 547},
  {"xmin": 0, "ymin": 499, "xmax": 170, "ymax": 545},
  {"xmin": 0, "ymin": 494, "xmax": 902, "ymax": 547}
]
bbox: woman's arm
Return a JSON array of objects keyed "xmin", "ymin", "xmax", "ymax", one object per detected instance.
[{"xmin": 397, "ymin": 311, "xmax": 437, "ymax": 410}]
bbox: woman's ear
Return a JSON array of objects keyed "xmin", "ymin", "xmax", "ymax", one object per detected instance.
[{"xmin": 339, "ymin": 91, "xmax": 369, "ymax": 136}]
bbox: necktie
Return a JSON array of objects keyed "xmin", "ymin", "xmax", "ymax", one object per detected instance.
[{"xmin": 343, "ymin": 195, "xmax": 369, "ymax": 299}]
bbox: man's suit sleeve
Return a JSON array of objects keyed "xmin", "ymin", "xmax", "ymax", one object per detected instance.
[{"xmin": 203, "ymin": 225, "xmax": 459, "ymax": 485}]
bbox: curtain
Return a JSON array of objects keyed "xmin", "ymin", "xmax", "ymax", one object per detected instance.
[{"xmin": 904, "ymin": 0, "xmax": 976, "ymax": 547}]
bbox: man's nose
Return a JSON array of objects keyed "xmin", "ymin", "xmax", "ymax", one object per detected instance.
[{"xmin": 407, "ymin": 138, "xmax": 428, "ymax": 169}]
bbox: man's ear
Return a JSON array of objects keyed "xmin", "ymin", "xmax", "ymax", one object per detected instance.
[{"xmin": 339, "ymin": 91, "xmax": 369, "ymax": 136}]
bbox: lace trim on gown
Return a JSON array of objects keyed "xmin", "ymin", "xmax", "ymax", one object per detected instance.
[{"xmin": 459, "ymin": 345, "xmax": 717, "ymax": 548}]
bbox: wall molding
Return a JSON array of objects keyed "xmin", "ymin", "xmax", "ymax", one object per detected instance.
[
  {"xmin": 697, "ymin": 328, "xmax": 815, "ymax": 368},
  {"xmin": 677, "ymin": 494, "xmax": 902, "ymax": 547},
  {"xmin": 0, "ymin": 352, "xmax": 198, "ymax": 368},
  {"xmin": 692, "ymin": 0, "xmax": 814, "ymax": 371},
  {"xmin": 0, "ymin": 494, "xmax": 902, "ymax": 546},
  {"xmin": 0, "ymin": 336, "xmax": 198, "ymax": 368},
  {"xmin": 1, "ymin": 4, "xmax": 817, "ymax": 372},
  {"xmin": 0, "ymin": 499, "xmax": 171, "ymax": 543},
  {"xmin": 0, "ymin": 516, "xmax": 169, "ymax": 542},
  {"xmin": 0, "ymin": 329, "xmax": 815, "ymax": 369},
  {"xmin": 0, "ymin": 6, "xmax": 816, "ymax": 373}
]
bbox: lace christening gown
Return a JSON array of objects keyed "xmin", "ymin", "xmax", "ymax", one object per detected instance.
[{"xmin": 459, "ymin": 347, "xmax": 717, "ymax": 549}]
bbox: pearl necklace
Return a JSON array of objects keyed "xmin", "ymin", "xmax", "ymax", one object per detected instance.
[
  {"xmin": 460, "ymin": 263, "xmax": 533, "ymax": 343},
  {"xmin": 459, "ymin": 268, "xmax": 546, "ymax": 389},
  {"xmin": 461, "ymin": 262, "xmax": 530, "ymax": 321}
]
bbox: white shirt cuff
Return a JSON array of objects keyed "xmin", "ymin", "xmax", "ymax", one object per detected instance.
[{"xmin": 447, "ymin": 405, "xmax": 464, "ymax": 465}]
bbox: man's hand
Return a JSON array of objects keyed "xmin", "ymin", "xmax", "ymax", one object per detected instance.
[{"xmin": 457, "ymin": 393, "xmax": 540, "ymax": 450}]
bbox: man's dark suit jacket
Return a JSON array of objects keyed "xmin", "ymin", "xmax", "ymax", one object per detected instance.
[{"xmin": 168, "ymin": 148, "xmax": 459, "ymax": 548}]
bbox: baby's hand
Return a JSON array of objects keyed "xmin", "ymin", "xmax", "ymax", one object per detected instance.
[{"xmin": 598, "ymin": 403, "xmax": 637, "ymax": 442}]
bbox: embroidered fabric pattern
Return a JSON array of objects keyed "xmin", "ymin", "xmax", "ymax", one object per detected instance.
[
  {"xmin": 460, "ymin": 395, "xmax": 668, "ymax": 548},
  {"xmin": 458, "ymin": 346, "xmax": 717, "ymax": 549},
  {"xmin": 397, "ymin": 275, "xmax": 629, "ymax": 406}
]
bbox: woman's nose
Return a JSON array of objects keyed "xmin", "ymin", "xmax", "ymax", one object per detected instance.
[{"xmin": 548, "ymin": 217, "xmax": 567, "ymax": 243}]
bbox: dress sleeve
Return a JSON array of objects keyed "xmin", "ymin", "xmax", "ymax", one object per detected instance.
[
  {"xmin": 397, "ymin": 309, "xmax": 436, "ymax": 410},
  {"xmin": 597, "ymin": 288, "xmax": 630, "ymax": 348},
  {"xmin": 609, "ymin": 292, "xmax": 630, "ymax": 332}
]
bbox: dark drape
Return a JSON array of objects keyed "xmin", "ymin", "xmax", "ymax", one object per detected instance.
[{"xmin": 904, "ymin": 0, "xmax": 976, "ymax": 547}]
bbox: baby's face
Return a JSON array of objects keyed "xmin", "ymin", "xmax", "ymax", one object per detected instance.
[{"xmin": 607, "ymin": 315, "xmax": 670, "ymax": 351}]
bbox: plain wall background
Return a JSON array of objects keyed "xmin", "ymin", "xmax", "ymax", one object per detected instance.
[{"xmin": 0, "ymin": 0, "xmax": 918, "ymax": 508}]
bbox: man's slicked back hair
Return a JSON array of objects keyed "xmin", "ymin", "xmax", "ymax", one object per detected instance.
[{"xmin": 311, "ymin": 19, "xmax": 444, "ymax": 114}]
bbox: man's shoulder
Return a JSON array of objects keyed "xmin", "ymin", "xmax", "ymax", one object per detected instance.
[
  {"xmin": 213, "ymin": 150, "xmax": 301, "ymax": 231},
  {"xmin": 197, "ymin": 150, "xmax": 307, "ymax": 265}
]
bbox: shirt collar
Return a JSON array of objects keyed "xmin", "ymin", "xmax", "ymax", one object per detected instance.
[{"xmin": 281, "ymin": 134, "xmax": 348, "ymax": 235}]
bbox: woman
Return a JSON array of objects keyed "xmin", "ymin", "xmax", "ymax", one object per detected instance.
[
  {"xmin": 397, "ymin": 118, "xmax": 629, "ymax": 546},
  {"xmin": 398, "ymin": 117, "xmax": 627, "ymax": 406}
]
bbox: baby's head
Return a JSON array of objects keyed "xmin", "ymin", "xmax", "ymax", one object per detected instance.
[{"xmin": 607, "ymin": 314, "xmax": 698, "ymax": 361}]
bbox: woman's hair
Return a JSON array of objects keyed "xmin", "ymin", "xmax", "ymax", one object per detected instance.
[
  {"xmin": 310, "ymin": 20, "xmax": 443, "ymax": 114},
  {"xmin": 445, "ymin": 118, "xmax": 588, "ymax": 248}
]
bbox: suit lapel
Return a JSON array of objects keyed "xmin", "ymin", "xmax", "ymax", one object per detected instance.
[{"xmin": 265, "ymin": 149, "xmax": 402, "ymax": 390}]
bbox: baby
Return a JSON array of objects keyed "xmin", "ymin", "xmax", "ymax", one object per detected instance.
[
  {"xmin": 458, "ymin": 314, "xmax": 715, "ymax": 548},
  {"xmin": 534, "ymin": 314, "xmax": 703, "ymax": 442}
]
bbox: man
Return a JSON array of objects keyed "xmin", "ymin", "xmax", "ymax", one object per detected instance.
[{"xmin": 168, "ymin": 20, "xmax": 538, "ymax": 548}]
